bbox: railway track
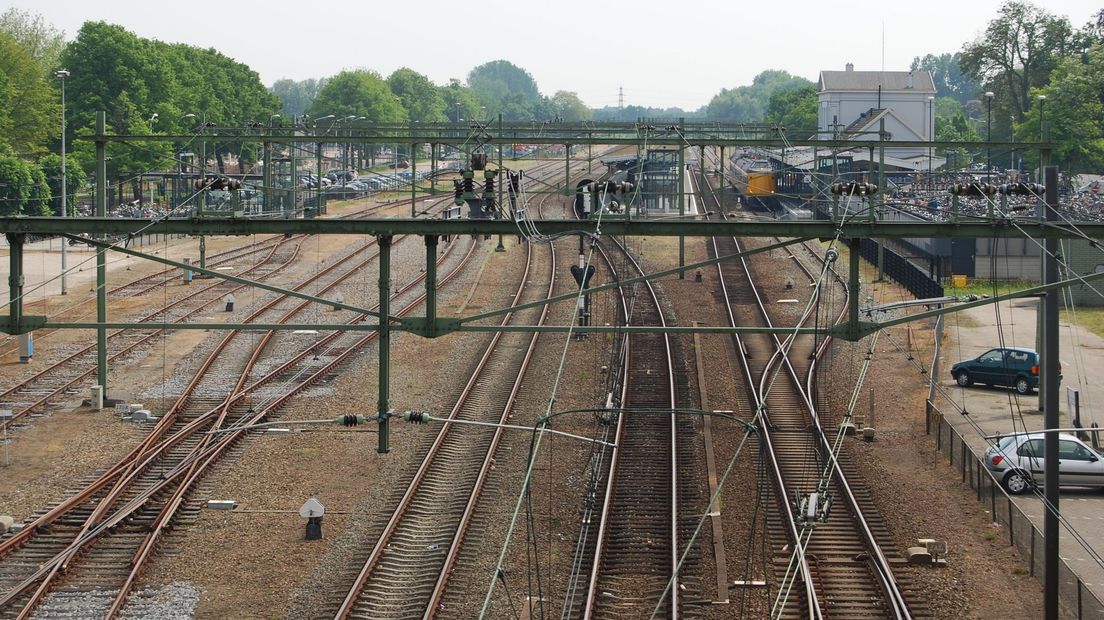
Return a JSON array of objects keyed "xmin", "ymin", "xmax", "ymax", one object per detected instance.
[
  {"xmin": 329, "ymin": 159, "xmax": 578, "ymax": 619},
  {"xmin": 0, "ymin": 237, "xmax": 303, "ymax": 427},
  {"xmin": 331, "ymin": 236, "xmax": 554, "ymax": 619},
  {"xmin": 696, "ymin": 166, "xmax": 921, "ymax": 618},
  {"xmin": 0, "ymin": 218, "xmax": 475, "ymax": 618},
  {"xmin": 559, "ymin": 235, "xmax": 695, "ymax": 620},
  {"xmin": 0, "ymin": 236, "xmax": 293, "ymax": 359}
]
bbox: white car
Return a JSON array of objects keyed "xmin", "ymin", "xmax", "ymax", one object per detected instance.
[{"xmin": 985, "ymin": 432, "xmax": 1104, "ymax": 494}]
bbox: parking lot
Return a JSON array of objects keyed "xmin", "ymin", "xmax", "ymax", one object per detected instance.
[{"xmin": 935, "ymin": 298, "xmax": 1104, "ymax": 600}]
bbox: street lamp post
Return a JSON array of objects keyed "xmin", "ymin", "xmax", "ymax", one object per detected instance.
[
  {"xmin": 55, "ymin": 69, "xmax": 69, "ymax": 295},
  {"xmin": 927, "ymin": 95, "xmax": 935, "ymax": 189},
  {"xmin": 1038, "ymin": 94, "xmax": 1047, "ymax": 141},
  {"xmin": 985, "ymin": 91, "xmax": 994, "ymax": 185}
]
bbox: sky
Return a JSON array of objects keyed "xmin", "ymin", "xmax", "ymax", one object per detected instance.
[{"xmin": 5, "ymin": 0, "xmax": 1101, "ymax": 110}]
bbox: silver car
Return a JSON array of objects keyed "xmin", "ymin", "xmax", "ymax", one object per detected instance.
[{"xmin": 985, "ymin": 432, "xmax": 1104, "ymax": 494}]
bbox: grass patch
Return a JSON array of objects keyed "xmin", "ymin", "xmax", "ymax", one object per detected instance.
[
  {"xmin": 942, "ymin": 278, "xmax": 1036, "ymax": 299},
  {"xmin": 1063, "ymin": 307, "xmax": 1104, "ymax": 339}
]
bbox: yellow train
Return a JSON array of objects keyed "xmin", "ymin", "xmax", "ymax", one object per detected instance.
[{"xmin": 744, "ymin": 160, "xmax": 777, "ymax": 197}]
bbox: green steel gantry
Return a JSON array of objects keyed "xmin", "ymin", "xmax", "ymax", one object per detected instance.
[{"xmin": 0, "ymin": 118, "xmax": 1091, "ymax": 619}]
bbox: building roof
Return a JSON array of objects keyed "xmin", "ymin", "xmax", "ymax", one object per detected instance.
[{"xmin": 819, "ymin": 70, "xmax": 936, "ymax": 93}]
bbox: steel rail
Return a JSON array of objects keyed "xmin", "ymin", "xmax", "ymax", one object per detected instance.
[
  {"xmin": 5, "ymin": 234, "xmax": 388, "ymax": 616},
  {"xmin": 736, "ymin": 220, "xmax": 911, "ymax": 619},
  {"xmin": 694, "ymin": 167, "xmax": 821, "ymax": 620},
  {"xmin": 1, "ymin": 224, "xmax": 473, "ymax": 617},
  {"xmin": 334, "ymin": 233, "xmax": 546, "ymax": 619},
  {"xmin": 581, "ymin": 234, "xmax": 679, "ymax": 620},
  {"xmin": 0, "ymin": 238, "xmax": 299, "ymax": 427}
]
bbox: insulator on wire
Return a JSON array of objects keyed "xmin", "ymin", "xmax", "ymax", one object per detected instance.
[
  {"xmin": 950, "ymin": 182, "xmax": 998, "ymax": 197},
  {"xmin": 829, "ymin": 181, "xmax": 878, "ymax": 196},
  {"xmin": 403, "ymin": 410, "xmax": 431, "ymax": 424},
  {"xmin": 999, "ymin": 182, "xmax": 1045, "ymax": 196},
  {"xmin": 453, "ymin": 179, "xmax": 464, "ymax": 206}
]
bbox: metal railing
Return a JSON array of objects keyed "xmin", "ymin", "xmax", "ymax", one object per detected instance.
[
  {"xmin": 857, "ymin": 238, "xmax": 944, "ymax": 299},
  {"xmin": 925, "ymin": 403, "xmax": 1104, "ymax": 619}
]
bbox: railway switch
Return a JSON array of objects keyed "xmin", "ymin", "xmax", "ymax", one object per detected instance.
[{"xmin": 797, "ymin": 491, "xmax": 832, "ymax": 523}]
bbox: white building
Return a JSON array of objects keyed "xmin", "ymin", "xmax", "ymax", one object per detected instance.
[{"xmin": 818, "ymin": 63, "xmax": 938, "ymax": 167}]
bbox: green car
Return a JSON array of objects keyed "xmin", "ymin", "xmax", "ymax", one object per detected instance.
[{"xmin": 950, "ymin": 347, "xmax": 1058, "ymax": 395}]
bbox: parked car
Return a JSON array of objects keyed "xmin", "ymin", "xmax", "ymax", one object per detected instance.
[
  {"xmin": 985, "ymin": 432, "xmax": 1104, "ymax": 494},
  {"xmin": 950, "ymin": 347, "xmax": 1058, "ymax": 395}
]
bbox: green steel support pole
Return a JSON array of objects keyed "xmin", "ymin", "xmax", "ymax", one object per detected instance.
[
  {"xmin": 262, "ymin": 141, "xmax": 272, "ymax": 215},
  {"xmin": 699, "ymin": 146, "xmax": 707, "ymax": 214},
  {"xmin": 377, "ymin": 234, "xmax": 392, "ymax": 453},
  {"xmin": 497, "ymin": 115, "xmax": 505, "ymax": 251},
  {"xmin": 678, "ymin": 142, "xmax": 685, "ymax": 278},
  {"xmin": 316, "ymin": 142, "xmax": 323, "ymax": 215},
  {"xmin": 290, "ymin": 126, "xmax": 298, "ymax": 218},
  {"xmin": 411, "ymin": 142, "xmax": 417, "ymax": 217},
  {"xmin": 199, "ymin": 133, "xmax": 206, "ymax": 268},
  {"xmin": 634, "ymin": 135, "xmax": 643, "ymax": 217},
  {"xmin": 564, "ymin": 144, "xmax": 571, "ymax": 196},
  {"xmin": 1042, "ymin": 165, "xmax": 1060, "ymax": 620},
  {"xmin": 877, "ymin": 121, "xmax": 885, "ymax": 282},
  {"xmin": 425, "ymin": 235, "xmax": 438, "ymax": 337},
  {"xmin": 96, "ymin": 112, "xmax": 108, "ymax": 392},
  {"xmin": 849, "ymin": 238, "xmax": 860, "ymax": 338},
  {"xmin": 1038, "ymin": 145, "xmax": 1054, "ymax": 411},
  {"xmin": 6, "ymin": 234, "xmax": 23, "ymax": 334},
  {"xmin": 431, "ymin": 143, "xmax": 437, "ymax": 194}
]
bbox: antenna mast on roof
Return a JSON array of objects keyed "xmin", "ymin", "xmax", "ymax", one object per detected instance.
[{"xmin": 618, "ymin": 86, "xmax": 624, "ymax": 110}]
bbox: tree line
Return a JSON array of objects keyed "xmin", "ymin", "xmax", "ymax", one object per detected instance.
[{"xmin": 2, "ymin": 1, "xmax": 1102, "ymax": 216}]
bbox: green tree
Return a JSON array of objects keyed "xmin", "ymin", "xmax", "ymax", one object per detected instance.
[
  {"xmin": 705, "ymin": 70, "xmax": 812, "ymax": 121},
  {"xmin": 910, "ymin": 53, "xmax": 980, "ymax": 104},
  {"xmin": 0, "ymin": 9, "xmax": 64, "ymax": 73},
  {"xmin": 765, "ymin": 85, "xmax": 816, "ymax": 130},
  {"xmin": 270, "ymin": 78, "xmax": 326, "ymax": 118},
  {"xmin": 550, "ymin": 91, "xmax": 592, "ymax": 122},
  {"xmin": 39, "ymin": 152, "xmax": 86, "ymax": 215},
  {"xmin": 467, "ymin": 60, "xmax": 542, "ymax": 120},
  {"xmin": 935, "ymin": 110, "xmax": 981, "ymax": 165},
  {"xmin": 308, "ymin": 70, "xmax": 406, "ymax": 123},
  {"xmin": 960, "ymin": 1, "xmax": 1080, "ymax": 122},
  {"xmin": 1017, "ymin": 44, "xmax": 1104, "ymax": 172},
  {"xmin": 388, "ymin": 68, "xmax": 446, "ymax": 122},
  {"xmin": 0, "ymin": 29, "xmax": 55, "ymax": 156},
  {"xmin": 591, "ymin": 105, "xmax": 693, "ymax": 122},
  {"xmin": 440, "ymin": 79, "xmax": 481, "ymax": 122},
  {"xmin": 61, "ymin": 22, "xmax": 174, "ymax": 194},
  {"xmin": 0, "ymin": 154, "xmax": 50, "ymax": 216}
]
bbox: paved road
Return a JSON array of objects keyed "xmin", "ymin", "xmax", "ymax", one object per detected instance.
[{"xmin": 935, "ymin": 297, "xmax": 1104, "ymax": 603}]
